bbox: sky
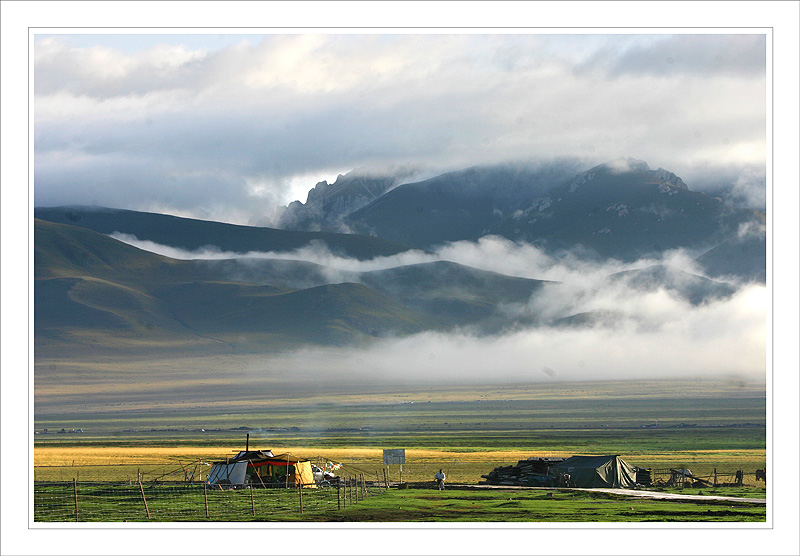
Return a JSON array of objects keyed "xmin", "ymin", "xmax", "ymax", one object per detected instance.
[{"xmin": 33, "ymin": 32, "xmax": 767, "ymax": 225}]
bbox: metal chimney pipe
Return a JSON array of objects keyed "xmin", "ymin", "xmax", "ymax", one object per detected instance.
[{"xmin": 246, "ymin": 433, "xmax": 249, "ymax": 452}]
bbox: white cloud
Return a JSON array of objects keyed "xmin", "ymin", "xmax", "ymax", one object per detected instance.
[
  {"xmin": 108, "ymin": 232, "xmax": 765, "ymax": 383},
  {"xmin": 268, "ymin": 281, "xmax": 766, "ymax": 383},
  {"xmin": 109, "ymin": 232, "xmax": 439, "ymax": 273},
  {"xmin": 34, "ymin": 33, "xmax": 767, "ymax": 224}
]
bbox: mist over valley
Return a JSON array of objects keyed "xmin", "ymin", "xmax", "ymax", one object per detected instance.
[{"xmin": 35, "ymin": 158, "xmax": 766, "ymax": 397}]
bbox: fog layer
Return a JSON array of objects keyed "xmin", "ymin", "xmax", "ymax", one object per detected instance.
[{"xmin": 111, "ymin": 233, "xmax": 767, "ymax": 382}]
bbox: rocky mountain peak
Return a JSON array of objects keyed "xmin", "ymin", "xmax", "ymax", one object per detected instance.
[{"xmin": 652, "ymin": 167, "xmax": 688, "ymax": 190}]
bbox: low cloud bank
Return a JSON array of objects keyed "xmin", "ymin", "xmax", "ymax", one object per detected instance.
[
  {"xmin": 111, "ymin": 232, "xmax": 766, "ymax": 383},
  {"xmin": 110, "ymin": 232, "xmax": 439, "ymax": 272},
  {"xmin": 435, "ymin": 235, "xmax": 704, "ymax": 284},
  {"xmin": 257, "ymin": 283, "xmax": 766, "ymax": 384},
  {"xmin": 111, "ymin": 232, "xmax": 706, "ymax": 282}
]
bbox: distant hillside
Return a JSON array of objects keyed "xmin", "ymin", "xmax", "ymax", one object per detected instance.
[
  {"xmin": 361, "ymin": 261, "xmax": 549, "ymax": 327},
  {"xmin": 695, "ymin": 231, "xmax": 766, "ymax": 282},
  {"xmin": 37, "ymin": 218, "xmax": 567, "ymax": 357},
  {"xmin": 34, "ymin": 206, "xmax": 416, "ymax": 261},
  {"xmin": 343, "ymin": 159, "xmax": 764, "ymax": 277},
  {"xmin": 34, "ymin": 219, "xmax": 443, "ymax": 355},
  {"xmin": 608, "ymin": 265, "xmax": 738, "ymax": 305},
  {"xmin": 34, "ymin": 218, "xmax": 196, "ymax": 284}
]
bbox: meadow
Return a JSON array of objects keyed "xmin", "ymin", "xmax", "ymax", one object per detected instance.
[
  {"xmin": 32, "ymin": 482, "xmax": 766, "ymax": 523},
  {"xmin": 34, "ymin": 377, "xmax": 767, "ymax": 491}
]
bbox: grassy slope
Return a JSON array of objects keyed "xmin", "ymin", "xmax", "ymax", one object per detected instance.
[
  {"xmin": 361, "ymin": 261, "xmax": 548, "ymax": 320},
  {"xmin": 34, "ymin": 219, "xmax": 444, "ymax": 352},
  {"xmin": 35, "ymin": 206, "xmax": 415, "ymax": 260}
]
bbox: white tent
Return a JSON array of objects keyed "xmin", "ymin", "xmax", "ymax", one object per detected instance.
[{"xmin": 207, "ymin": 460, "xmax": 248, "ymax": 485}]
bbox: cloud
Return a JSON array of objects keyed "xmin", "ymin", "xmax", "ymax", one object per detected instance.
[
  {"xmin": 262, "ymin": 282, "xmax": 766, "ymax": 384},
  {"xmin": 108, "ymin": 231, "xmax": 765, "ymax": 383},
  {"xmin": 109, "ymin": 232, "xmax": 438, "ymax": 274},
  {"xmin": 34, "ymin": 33, "xmax": 767, "ymax": 225},
  {"xmin": 577, "ymin": 34, "xmax": 766, "ymax": 78},
  {"xmin": 731, "ymin": 168, "xmax": 768, "ymax": 210},
  {"xmin": 111, "ymin": 230, "xmax": 703, "ymax": 285},
  {"xmin": 434, "ymin": 235, "xmax": 704, "ymax": 284}
]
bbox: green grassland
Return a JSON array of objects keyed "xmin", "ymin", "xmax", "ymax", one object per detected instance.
[
  {"xmin": 34, "ymin": 206, "xmax": 414, "ymax": 260},
  {"xmin": 33, "ymin": 482, "xmax": 766, "ymax": 523},
  {"xmin": 328, "ymin": 488, "xmax": 766, "ymax": 523},
  {"xmin": 34, "ymin": 369, "xmax": 766, "ymax": 522}
]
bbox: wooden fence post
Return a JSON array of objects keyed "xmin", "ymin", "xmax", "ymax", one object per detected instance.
[
  {"xmin": 337, "ymin": 482, "xmax": 341, "ymax": 510},
  {"xmin": 204, "ymin": 481, "xmax": 209, "ymax": 518},
  {"xmin": 138, "ymin": 481, "xmax": 151, "ymax": 519},
  {"xmin": 299, "ymin": 482, "xmax": 304, "ymax": 514},
  {"xmin": 73, "ymin": 478, "xmax": 79, "ymax": 522},
  {"xmin": 250, "ymin": 484, "xmax": 256, "ymax": 517}
]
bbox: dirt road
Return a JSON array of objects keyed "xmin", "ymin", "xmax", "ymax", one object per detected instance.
[{"xmin": 458, "ymin": 485, "xmax": 766, "ymax": 505}]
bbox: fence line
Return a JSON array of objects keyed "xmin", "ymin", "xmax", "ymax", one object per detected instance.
[
  {"xmin": 35, "ymin": 476, "xmax": 385, "ymax": 522},
  {"xmin": 646, "ymin": 468, "xmax": 765, "ymax": 488}
]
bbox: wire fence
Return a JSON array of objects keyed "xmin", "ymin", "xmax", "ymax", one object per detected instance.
[
  {"xmin": 33, "ymin": 460, "xmax": 509, "ymax": 485},
  {"xmin": 646, "ymin": 468, "xmax": 766, "ymax": 488},
  {"xmin": 34, "ymin": 475, "xmax": 385, "ymax": 522}
]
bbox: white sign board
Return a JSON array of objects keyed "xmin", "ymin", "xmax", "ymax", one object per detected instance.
[{"xmin": 383, "ymin": 449, "xmax": 405, "ymax": 465}]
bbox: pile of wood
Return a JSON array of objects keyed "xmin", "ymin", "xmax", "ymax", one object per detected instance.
[{"xmin": 479, "ymin": 457, "xmax": 566, "ymax": 486}]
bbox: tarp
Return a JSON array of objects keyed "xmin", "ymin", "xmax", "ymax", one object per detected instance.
[
  {"xmin": 207, "ymin": 461, "xmax": 248, "ymax": 485},
  {"xmin": 548, "ymin": 455, "xmax": 638, "ymax": 489}
]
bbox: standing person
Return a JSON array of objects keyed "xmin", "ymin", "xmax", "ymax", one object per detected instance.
[{"xmin": 434, "ymin": 469, "xmax": 446, "ymax": 491}]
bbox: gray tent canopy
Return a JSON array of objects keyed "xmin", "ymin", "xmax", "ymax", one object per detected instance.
[{"xmin": 549, "ymin": 455, "xmax": 638, "ymax": 488}]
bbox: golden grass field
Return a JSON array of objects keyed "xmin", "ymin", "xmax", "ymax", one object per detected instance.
[
  {"xmin": 33, "ymin": 445, "xmax": 766, "ymax": 468},
  {"xmin": 34, "ymin": 444, "xmax": 766, "ymax": 486}
]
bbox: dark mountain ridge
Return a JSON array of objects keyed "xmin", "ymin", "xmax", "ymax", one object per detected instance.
[
  {"xmin": 34, "ymin": 206, "xmax": 416, "ymax": 261},
  {"xmin": 274, "ymin": 166, "xmax": 420, "ymax": 232},
  {"xmin": 343, "ymin": 158, "xmax": 764, "ymax": 279},
  {"xmin": 344, "ymin": 160, "xmax": 586, "ymax": 248}
]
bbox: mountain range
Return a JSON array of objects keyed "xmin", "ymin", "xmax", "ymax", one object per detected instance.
[
  {"xmin": 34, "ymin": 158, "xmax": 765, "ymax": 355},
  {"xmin": 275, "ymin": 158, "xmax": 764, "ymax": 275}
]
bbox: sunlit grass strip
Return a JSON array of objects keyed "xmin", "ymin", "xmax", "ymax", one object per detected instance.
[{"xmin": 34, "ymin": 445, "xmax": 766, "ymax": 467}]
